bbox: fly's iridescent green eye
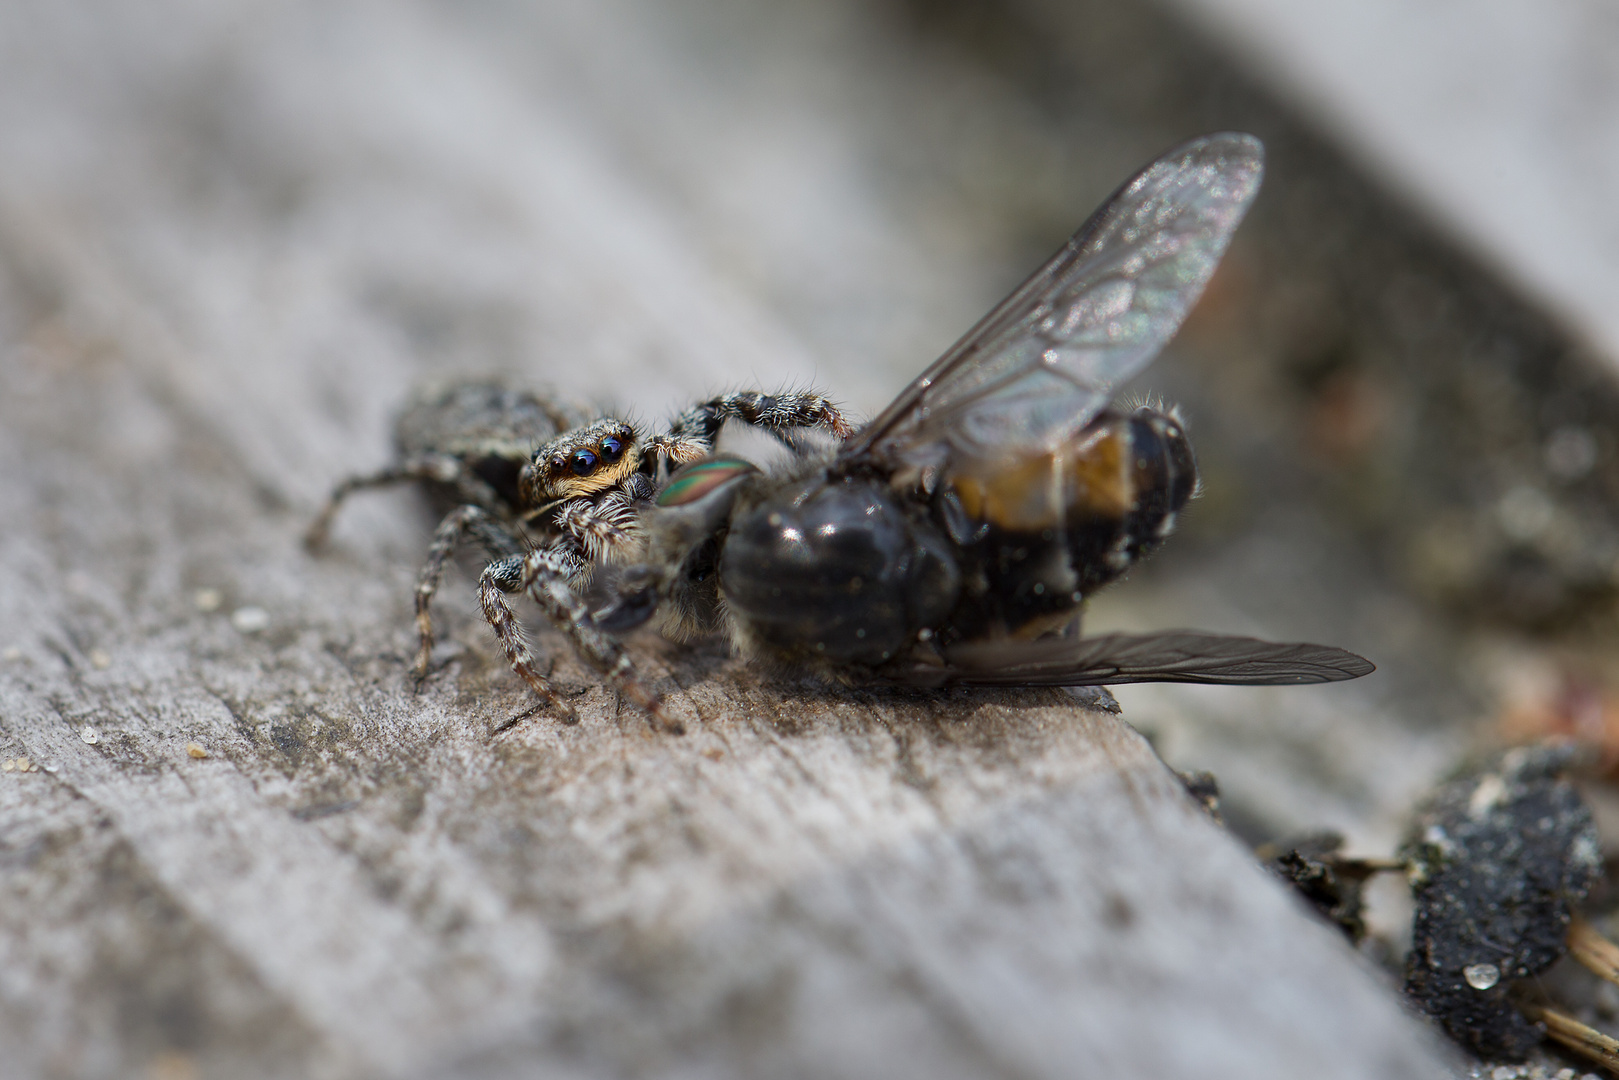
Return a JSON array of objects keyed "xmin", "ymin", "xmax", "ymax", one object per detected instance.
[
  {"xmin": 658, "ymin": 458, "xmax": 757, "ymax": 507},
  {"xmin": 598, "ymin": 435, "xmax": 624, "ymax": 463},
  {"xmin": 570, "ymin": 450, "xmax": 598, "ymax": 476}
]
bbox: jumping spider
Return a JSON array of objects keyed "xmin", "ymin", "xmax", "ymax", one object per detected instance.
[{"xmin": 306, "ymin": 379, "xmax": 851, "ymax": 725}]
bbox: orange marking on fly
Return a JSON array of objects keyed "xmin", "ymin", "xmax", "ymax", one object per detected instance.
[
  {"xmin": 947, "ymin": 421, "xmax": 1133, "ymax": 532},
  {"xmin": 658, "ymin": 458, "xmax": 759, "ymax": 507}
]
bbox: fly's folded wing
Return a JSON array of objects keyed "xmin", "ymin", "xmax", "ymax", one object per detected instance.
[
  {"xmin": 884, "ymin": 630, "xmax": 1374, "ymax": 688},
  {"xmin": 847, "ymin": 133, "xmax": 1264, "ymax": 469}
]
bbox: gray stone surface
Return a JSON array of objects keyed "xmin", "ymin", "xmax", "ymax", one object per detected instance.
[{"xmin": 1172, "ymin": 0, "xmax": 1619, "ymax": 371}]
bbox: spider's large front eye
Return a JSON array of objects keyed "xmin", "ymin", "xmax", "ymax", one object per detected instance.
[
  {"xmin": 570, "ymin": 450, "xmax": 598, "ymax": 476},
  {"xmin": 598, "ymin": 435, "xmax": 624, "ymax": 464}
]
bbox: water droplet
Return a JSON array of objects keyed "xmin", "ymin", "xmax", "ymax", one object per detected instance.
[
  {"xmin": 1463, "ymin": 962, "xmax": 1500, "ymax": 990},
  {"xmin": 80, "ymin": 725, "xmax": 100, "ymax": 745}
]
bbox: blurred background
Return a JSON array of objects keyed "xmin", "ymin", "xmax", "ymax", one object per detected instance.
[{"xmin": 5, "ymin": 0, "xmax": 1619, "ymax": 1072}]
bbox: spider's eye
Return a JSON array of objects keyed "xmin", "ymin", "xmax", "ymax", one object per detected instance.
[
  {"xmin": 598, "ymin": 435, "xmax": 624, "ymax": 464},
  {"xmin": 570, "ymin": 450, "xmax": 598, "ymax": 476},
  {"xmin": 549, "ymin": 456, "xmax": 567, "ymax": 473}
]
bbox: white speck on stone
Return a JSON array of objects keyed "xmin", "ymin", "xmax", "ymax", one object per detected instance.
[
  {"xmin": 1545, "ymin": 425, "xmax": 1597, "ymax": 479},
  {"xmin": 1, "ymin": 647, "xmax": 20, "ymax": 661},
  {"xmin": 80, "ymin": 725, "xmax": 100, "ymax": 745},
  {"xmin": 194, "ymin": 587, "xmax": 223, "ymax": 612},
  {"xmin": 1464, "ymin": 962, "xmax": 1501, "ymax": 990},
  {"xmin": 1497, "ymin": 484, "xmax": 1555, "ymax": 542},
  {"xmin": 1468, "ymin": 774, "xmax": 1507, "ymax": 818},
  {"xmin": 231, "ymin": 606, "xmax": 270, "ymax": 633},
  {"xmin": 88, "ymin": 649, "xmax": 111, "ymax": 670},
  {"xmin": 1422, "ymin": 823, "xmax": 1454, "ymax": 854}
]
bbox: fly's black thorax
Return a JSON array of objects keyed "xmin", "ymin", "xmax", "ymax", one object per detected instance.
[
  {"xmin": 718, "ymin": 477, "xmax": 960, "ymax": 670},
  {"xmin": 929, "ymin": 407, "xmax": 1196, "ymax": 642}
]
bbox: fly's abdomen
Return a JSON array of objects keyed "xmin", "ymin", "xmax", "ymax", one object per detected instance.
[
  {"xmin": 720, "ymin": 480, "xmax": 960, "ymax": 667},
  {"xmin": 1119, "ymin": 408, "xmax": 1197, "ymax": 563},
  {"xmin": 931, "ymin": 407, "xmax": 1197, "ymax": 640}
]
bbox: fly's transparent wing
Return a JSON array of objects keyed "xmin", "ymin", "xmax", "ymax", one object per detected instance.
[
  {"xmin": 883, "ymin": 631, "xmax": 1373, "ymax": 688},
  {"xmin": 845, "ymin": 134, "xmax": 1264, "ymax": 466}
]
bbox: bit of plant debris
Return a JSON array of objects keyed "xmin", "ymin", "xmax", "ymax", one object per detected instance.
[
  {"xmin": 1401, "ymin": 744, "xmax": 1603, "ymax": 1060},
  {"xmin": 1258, "ymin": 830, "xmax": 1398, "ymax": 943},
  {"xmin": 1176, "ymin": 769, "xmax": 1222, "ymax": 821}
]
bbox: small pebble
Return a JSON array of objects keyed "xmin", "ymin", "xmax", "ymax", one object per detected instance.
[
  {"xmin": 88, "ymin": 649, "xmax": 111, "ymax": 669},
  {"xmin": 1496, "ymin": 485, "xmax": 1555, "ymax": 543},
  {"xmin": 186, "ymin": 743, "xmax": 209, "ymax": 759},
  {"xmin": 2, "ymin": 760, "xmax": 13, "ymax": 772},
  {"xmin": 80, "ymin": 725, "xmax": 100, "ymax": 745},
  {"xmin": 193, "ymin": 588, "xmax": 223, "ymax": 613},
  {"xmin": 1463, "ymin": 962, "xmax": 1501, "ymax": 990},
  {"xmin": 231, "ymin": 606, "xmax": 270, "ymax": 633},
  {"xmin": 16, "ymin": 757, "xmax": 30, "ymax": 772},
  {"xmin": 1545, "ymin": 425, "xmax": 1597, "ymax": 479}
]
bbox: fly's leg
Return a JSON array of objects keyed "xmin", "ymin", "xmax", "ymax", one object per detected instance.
[
  {"xmin": 305, "ymin": 453, "xmax": 503, "ymax": 549},
  {"xmin": 413, "ymin": 505, "xmax": 524, "ymax": 681},
  {"xmin": 480, "ymin": 546, "xmax": 676, "ymax": 731}
]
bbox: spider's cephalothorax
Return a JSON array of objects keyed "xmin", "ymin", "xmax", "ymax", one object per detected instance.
[{"xmin": 306, "ymin": 380, "xmax": 851, "ymax": 727}]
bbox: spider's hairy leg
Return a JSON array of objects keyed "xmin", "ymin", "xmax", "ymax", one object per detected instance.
[
  {"xmin": 665, "ymin": 390, "xmax": 854, "ymax": 452},
  {"xmin": 553, "ymin": 494, "xmax": 640, "ymax": 562},
  {"xmin": 413, "ymin": 505, "xmax": 525, "ymax": 681},
  {"xmin": 481, "ymin": 545, "xmax": 676, "ymax": 731},
  {"xmin": 643, "ymin": 431, "xmax": 712, "ymax": 470},
  {"xmin": 305, "ymin": 453, "xmax": 501, "ymax": 550}
]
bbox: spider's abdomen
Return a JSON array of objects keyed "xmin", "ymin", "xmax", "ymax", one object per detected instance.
[{"xmin": 395, "ymin": 381, "xmax": 576, "ymax": 515}]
